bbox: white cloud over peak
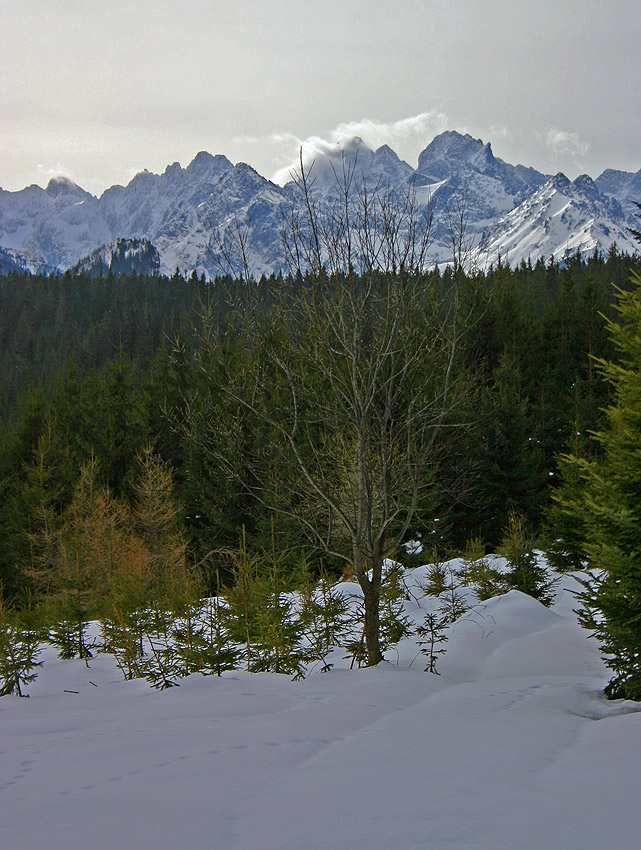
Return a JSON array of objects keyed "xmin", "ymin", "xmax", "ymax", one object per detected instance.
[
  {"xmin": 35, "ymin": 163, "xmax": 75, "ymax": 184},
  {"xmin": 328, "ymin": 112, "xmax": 451, "ymax": 152},
  {"xmin": 270, "ymin": 112, "xmax": 450, "ymax": 185}
]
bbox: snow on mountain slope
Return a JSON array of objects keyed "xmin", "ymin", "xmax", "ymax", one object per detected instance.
[
  {"xmin": 417, "ymin": 130, "xmax": 545, "ymax": 195},
  {"xmin": 0, "ymin": 132, "xmax": 639, "ymax": 277},
  {"xmin": 0, "ymin": 178, "xmax": 112, "ymax": 269},
  {"xmin": 415, "ymin": 132, "xmax": 549, "ymax": 264},
  {"xmin": 196, "ymin": 161, "xmax": 290, "ymax": 278},
  {"xmin": 92, "ymin": 154, "xmax": 287, "ymax": 278},
  {"xmin": 98, "ymin": 152, "xmax": 233, "ymax": 276},
  {"xmin": 475, "ymin": 172, "xmax": 638, "ymax": 268},
  {"xmin": 596, "ymin": 166, "xmax": 641, "ymax": 221},
  {"xmin": 282, "ymin": 136, "xmax": 417, "ymax": 200},
  {"xmin": 2, "ymin": 563, "xmax": 640, "ymax": 850},
  {"xmin": 0, "ymin": 245, "xmax": 57, "ymax": 275}
]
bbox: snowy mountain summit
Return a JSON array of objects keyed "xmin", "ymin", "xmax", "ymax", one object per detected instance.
[
  {"xmin": 0, "ymin": 131, "xmax": 639, "ymax": 277},
  {"xmin": 476, "ymin": 172, "xmax": 635, "ymax": 266}
]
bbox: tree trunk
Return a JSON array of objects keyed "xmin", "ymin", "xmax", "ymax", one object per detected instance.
[
  {"xmin": 352, "ymin": 543, "xmax": 383, "ymax": 666},
  {"xmin": 360, "ymin": 577, "xmax": 383, "ymax": 666}
]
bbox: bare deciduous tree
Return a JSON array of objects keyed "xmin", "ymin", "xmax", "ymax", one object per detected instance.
[
  {"xmin": 207, "ymin": 213, "xmax": 255, "ymax": 283},
  {"xmin": 281, "ymin": 149, "xmax": 434, "ymax": 278},
  {"xmin": 186, "ymin": 156, "xmax": 468, "ymax": 664},
  {"xmin": 445, "ymin": 182, "xmax": 476, "ymax": 277}
]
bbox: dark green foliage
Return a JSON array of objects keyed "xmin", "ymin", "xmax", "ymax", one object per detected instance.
[
  {"xmin": 0, "ymin": 596, "xmax": 43, "ymax": 697},
  {"xmin": 416, "ymin": 611, "xmax": 449, "ymax": 673},
  {"xmin": 297, "ymin": 568, "xmax": 351, "ymax": 671},
  {"xmin": 422, "ymin": 561, "xmax": 450, "ymax": 597},
  {"xmin": 170, "ymin": 595, "xmax": 241, "ymax": 679},
  {"xmin": 566, "ymin": 271, "xmax": 641, "ymax": 699},
  {"xmin": 499, "ymin": 511, "xmax": 555, "ymax": 605},
  {"xmin": 101, "ymin": 609, "xmax": 146, "ymax": 682},
  {"xmin": 461, "ymin": 557, "xmax": 508, "ymax": 602},
  {"xmin": 474, "ymin": 353, "xmax": 546, "ymax": 537},
  {"xmin": 0, "ymin": 271, "xmax": 214, "ymax": 421},
  {"xmin": 1, "ymin": 252, "xmax": 641, "ymax": 638},
  {"xmin": 544, "ymin": 428, "xmax": 590, "ymax": 571},
  {"xmin": 220, "ymin": 531, "xmax": 306, "ymax": 676},
  {"xmin": 379, "ymin": 564, "xmax": 412, "ymax": 651}
]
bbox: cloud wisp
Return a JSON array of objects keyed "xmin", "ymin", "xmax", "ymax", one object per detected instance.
[
  {"xmin": 544, "ymin": 128, "xmax": 590, "ymax": 162},
  {"xmin": 35, "ymin": 163, "xmax": 76, "ymax": 185},
  {"xmin": 270, "ymin": 112, "xmax": 450, "ymax": 185}
]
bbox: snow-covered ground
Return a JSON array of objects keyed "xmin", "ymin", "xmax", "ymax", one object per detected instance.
[{"xmin": 2, "ymin": 563, "xmax": 640, "ymax": 850}]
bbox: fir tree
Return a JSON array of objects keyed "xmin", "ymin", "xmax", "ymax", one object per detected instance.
[
  {"xmin": 298, "ymin": 566, "xmax": 350, "ymax": 671},
  {"xmin": 416, "ymin": 611, "xmax": 448, "ymax": 674},
  {"xmin": 571, "ymin": 271, "xmax": 641, "ymax": 699},
  {"xmin": 499, "ymin": 511, "xmax": 555, "ymax": 606},
  {"xmin": 0, "ymin": 593, "xmax": 43, "ymax": 697}
]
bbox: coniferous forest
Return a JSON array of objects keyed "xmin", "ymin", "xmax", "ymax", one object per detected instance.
[{"xmin": 2, "ymin": 246, "xmax": 641, "ymax": 694}]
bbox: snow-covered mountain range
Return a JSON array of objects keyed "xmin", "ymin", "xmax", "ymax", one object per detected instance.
[{"xmin": 0, "ymin": 131, "xmax": 639, "ymax": 277}]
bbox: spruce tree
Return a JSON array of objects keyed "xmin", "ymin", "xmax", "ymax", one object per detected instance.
[
  {"xmin": 0, "ymin": 593, "xmax": 43, "ymax": 697},
  {"xmin": 499, "ymin": 511, "xmax": 555, "ymax": 606},
  {"xmin": 572, "ymin": 270, "xmax": 641, "ymax": 699}
]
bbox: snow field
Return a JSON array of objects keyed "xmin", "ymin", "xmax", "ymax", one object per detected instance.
[{"xmin": 1, "ymin": 561, "xmax": 640, "ymax": 850}]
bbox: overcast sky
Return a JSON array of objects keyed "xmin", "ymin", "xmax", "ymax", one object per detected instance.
[{"xmin": 1, "ymin": 0, "xmax": 639, "ymax": 195}]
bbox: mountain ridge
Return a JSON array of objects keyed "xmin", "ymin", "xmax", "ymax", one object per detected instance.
[{"xmin": 1, "ymin": 131, "xmax": 639, "ymax": 277}]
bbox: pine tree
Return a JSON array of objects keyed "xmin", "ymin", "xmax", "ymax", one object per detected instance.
[
  {"xmin": 544, "ymin": 424, "xmax": 590, "ymax": 571},
  {"xmin": 378, "ymin": 563, "xmax": 412, "ymax": 652},
  {"xmin": 473, "ymin": 353, "xmax": 545, "ymax": 545},
  {"xmin": 572, "ymin": 270, "xmax": 641, "ymax": 699},
  {"xmin": 0, "ymin": 593, "xmax": 43, "ymax": 697},
  {"xmin": 298, "ymin": 566, "xmax": 350, "ymax": 671},
  {"xmin": 416, "ymin": 610, "xmax": 448, "ymax": 673},
  {"xmin": 21, "ymin": 417, "xmax": 63, "ymax": 597},
  {"xmin": 499, "ymin": 511, "xmax": 555, "ymax": 606}
]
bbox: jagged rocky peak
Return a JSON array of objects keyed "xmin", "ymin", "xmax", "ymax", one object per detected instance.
[
  {"xmin": 572, "ymin": 174, "xmax": 600, "ymax": 197},
  {"xmin": 233, "ymin": 160, "xmax": 262, "ymax": 178},
  {"xmin": 550, "ymin": 172, "xmax": 572, "ymax": 192},
  {"xmin": 45, "ymin": 175, "xmax": 89, "ymax": 199},
  {"xmin": 471, "ymin": 140, "xmax": 495, "ymax": 170},
  {"xmin": 130, "ymin": 168, "xmax": 155, "ymax": 185},
  {"xmin": 187, "ymin": 150, "xmax": 234, "ymax": 176},
  {"xmin": 417, "ymin": 130, "xmax": 489, "ymax": 176},
  {"xmin": 595, "ymin": 167, "xmax": 641, "ymax": 217},
  {"xmin": 374, "ymin": 143, "xmax": 397, "ymax": 158},
  {"xmin": 373, "ymin": 144, "xmax": 409, "ymax": 169},
  {"xmin": 596, "ymin": 168, "xmax": 631, "ymax": 196},
  {"xmin": 1, "ymin": 130, "xmax": 639, "ymax": 279},
  {"xmin": 225, "ymin": 160, "xmax": 275, "ymax": 194}
]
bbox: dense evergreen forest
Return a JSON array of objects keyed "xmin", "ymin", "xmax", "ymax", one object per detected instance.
[{"xmin": 2, "ymin": 247, "xmax": 640, "ymax": 611}]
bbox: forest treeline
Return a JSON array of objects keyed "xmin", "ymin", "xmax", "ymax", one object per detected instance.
[{"xmin": 1, "ymin": 248, "xmax": 640, "ymax": 607}]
